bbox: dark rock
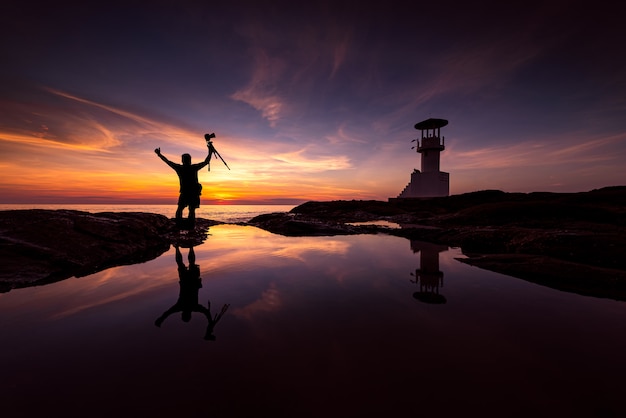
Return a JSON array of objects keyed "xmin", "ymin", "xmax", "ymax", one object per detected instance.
[
  {"xmin": 0, "ymin": 210, "xmax": 175, "ymax": 292},
  {"xmin": 247, "ymin": 212, "xmax": 379, "ymax": 236},
  {"xmin": 456, "ymin": 254, "xmax": 626, "ymax": 301},
  {"xmin": 164, "ymin": 218, "xmax": 222, "ymax": 247},
  {"xmin": 292, "ymin": 200, "xmax": 406, "ymax": 222}
]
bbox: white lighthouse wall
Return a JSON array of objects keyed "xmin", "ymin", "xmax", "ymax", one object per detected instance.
[
  {"xmin": 419, "ymin": 137, "xmax": 444, "ymax": 172},
  {"xmin": 397, "ymin": 171, "xmax": 449, "ymax": 198},
  {"xmin": 421, "ymin": 151, "xmax": 440, "ymax": 172}
]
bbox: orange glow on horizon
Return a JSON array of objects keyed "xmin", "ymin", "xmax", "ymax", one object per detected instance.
[
  {"xmin": 2, "ymin": 85, "xmax": 625, "ymax": 205},
  {"xmin": 0, "ymin": 88, "xmax": 388, "ymax": 204}
]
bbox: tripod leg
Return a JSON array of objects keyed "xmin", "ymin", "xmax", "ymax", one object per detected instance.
[{"xmin": 213, "ymin": 149, "xmax": 231, "ymax": 170}]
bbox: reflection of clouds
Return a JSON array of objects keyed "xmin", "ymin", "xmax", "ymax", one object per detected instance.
[
  {"xmin": 46, "ymin": 264, "xmax": 172, "ymax": 320},
  {"xmin": 8, "ymin": 227, "xmax": 423, "ymax": 327},
  {"xmin": 233, "ymin": 282, "xmax": 282, "ymax": 320},
  {"xmin": 272, "ymin": 239, "xmax": 350, "ymax": 262},
  {"xmin": 193, "ymin": 225, "xmax": 351, "ymax": 269}
]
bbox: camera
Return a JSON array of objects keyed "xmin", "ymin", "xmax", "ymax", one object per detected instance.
[{"xmin": 202, "ymin": 132, "xmax": 230, "ymax": 171}]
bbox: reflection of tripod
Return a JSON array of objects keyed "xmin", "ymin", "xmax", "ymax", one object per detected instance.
[{"xmin": 205, "ymin": 133, "xmax": 230, "ymax": 172}]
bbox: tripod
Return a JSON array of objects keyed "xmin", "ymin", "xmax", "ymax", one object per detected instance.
[{"xmin": 206, "ymin": 140, "xmax": 230, "ymax": 172}]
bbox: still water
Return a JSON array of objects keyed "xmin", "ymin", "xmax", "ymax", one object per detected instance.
[{"xmin": 1, "ymin": 224, "xmax": 625, "ymax": 417}]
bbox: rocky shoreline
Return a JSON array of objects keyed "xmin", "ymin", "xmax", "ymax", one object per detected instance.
[
  {"xmin": 248, "ymin": 187, "xmax": 626, "ymax": 300},
  {"xmin": 2, "ymin": 186, "xmax": 625, "ymax": 300},
  {"xmin": 0, "ymin": 209, "xmax": 219, "ymax": 293}
]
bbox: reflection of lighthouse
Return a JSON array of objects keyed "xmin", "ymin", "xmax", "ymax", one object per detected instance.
[
  {"xmin": 410, "ymin": 240, "xmax": 448, "ymax": 304},
  {"xmin": 396, "ymin": 118, "xmax": 449, "ymax": 198}
]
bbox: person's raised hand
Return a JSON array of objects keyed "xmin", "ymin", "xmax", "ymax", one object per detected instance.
[{"xmin": 154, "ymin": 148, "xmax": 160, "ymax": 154}]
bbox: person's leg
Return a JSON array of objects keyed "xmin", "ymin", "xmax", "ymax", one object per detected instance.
[
  {"xmin": 187, "ymin": 195, "xmax": 200, "ymax": 227},
  {"xmin": 175, "ymin": 203, "xmax": 187, "ymax": 228},
  {"xmin": 175, "ymin": 196, "xmax": 185, "ymax": 221},
  {"xmin": 188, "ymin": 246, "xmax": 196, "ymax": 265},
  {"xmin": 175, "ymin": 245, "xmax": 183, "ymax": 267}
]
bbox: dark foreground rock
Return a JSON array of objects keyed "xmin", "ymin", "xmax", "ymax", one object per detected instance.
[
  {"xmin": 249, "ymin": 186, "xmax": 626, "ymax": 300},
  {"xmin": 0, "ymin": 210, "xmax": 217, "ymax": 293}
]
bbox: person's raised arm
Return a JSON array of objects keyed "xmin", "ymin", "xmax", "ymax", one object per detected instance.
[
  {"xmin": 155, "ymin": 148, "xmax": 176, "ymax": 169},
  {"xmin": 192, "ymin": 149, "xmax": 212, "ymax": 170}
]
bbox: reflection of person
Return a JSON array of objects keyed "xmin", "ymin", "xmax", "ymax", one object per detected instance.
[
  {"xmin": 155, "ymin": 147, "xmax": 211, "ymax": 227},
  {"xmin": 155, "ymin": 245, "xmax": 230, "ymax": 340}
]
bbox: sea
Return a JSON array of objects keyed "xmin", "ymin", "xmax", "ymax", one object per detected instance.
[{"xmin": 0, "ymin": 204, "xmax": 295, "ymax": 223}]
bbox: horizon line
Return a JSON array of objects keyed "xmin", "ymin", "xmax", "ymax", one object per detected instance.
[
  {"xmin": 1, "ymin": 185, "xmax": 623, "ymax": 206},
  {"xmin": 0, "ymin": 201, "xmax": 307, "ymax": 206}
]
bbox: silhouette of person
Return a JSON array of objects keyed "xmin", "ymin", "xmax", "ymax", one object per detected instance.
[
  {"xmin": 155, "ymin": 245, "xmax": 230, "ymax": 340},
  {"xmin": 155, "ymin": 146, "xmax": 211, "ymax": 228}
]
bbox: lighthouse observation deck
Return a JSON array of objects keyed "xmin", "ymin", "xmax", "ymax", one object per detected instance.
[
  {"xmin": 414, "ymin": 118, "xmax": 448, "ymax": 130},
  {"xmin": 414, "ymin": 118, "xmax": 447, "ymax": 153},
  {"xmin": 393, "ymin": 117, "xmax": 450, "ymax": 199},
  {"xmin": 417, "ymin": 136, "xmax": 445, "ymax": 152}
]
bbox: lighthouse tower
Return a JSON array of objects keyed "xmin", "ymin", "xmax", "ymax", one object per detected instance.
[{"xmin": 396, "ymin": 118, "xmax": 449, "ymax": 198}]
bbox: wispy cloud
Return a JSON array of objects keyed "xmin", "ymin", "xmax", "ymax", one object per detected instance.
[
  {"xmin": 233, "ymin": 283, "xmax": 282, "ymax": 320},
  {"xmin": 330, "ymin": 30, "xmax": 351, "ymax": 79},
  {"xmin": 273, "ymin": 147, "xmax": 352, "ymax": 172},
  {"xmin": 325, "ymin": 124, "xmax": 368, "ymax": 145},
  {"xmin": 448, "ymin": 131, "xmax": 626, "ymax": 171},
  {"xmin": 230, "ymin": 49, "xmax": 288, "ymax": 127},
  {"xmin": 0, "ymin": 87, "xmax": 203, "ymax": 154},
  {"xmin": 1, "ymin": 1, "xmax": 623, "ymax": 202},
  {"xmin": 45, "ymin": 88, "xmax": 158, "ymax": 127}
]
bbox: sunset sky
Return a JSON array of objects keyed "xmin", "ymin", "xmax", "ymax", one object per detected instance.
[{"xmin": 1, "ymin": 0, "xmax": 624, "ymax": 204}]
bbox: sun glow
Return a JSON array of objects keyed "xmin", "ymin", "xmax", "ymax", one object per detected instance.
[{"xmin": 0, "ymin": 87, "xmax": 374, "ymax": 204}]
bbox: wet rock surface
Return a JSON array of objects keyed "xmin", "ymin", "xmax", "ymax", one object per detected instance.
[
  {"xmin": 249, "ymin": 187, "xmax": 626, "ymax": 300},
  {"xmin": 0, "ymin": 210, "xmax": 217, "ymax": 293}
]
